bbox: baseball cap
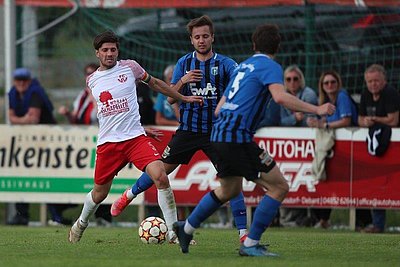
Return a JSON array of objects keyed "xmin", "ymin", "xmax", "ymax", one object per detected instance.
[{"xmin": 13, "ymin": 68, "xmax": 31, "ymax": 80}]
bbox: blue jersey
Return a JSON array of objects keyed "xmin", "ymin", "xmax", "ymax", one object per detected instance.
[
  {"xmin": 211, "ymin": 54, "xmax": 283, "ymax": 143},
  {"xmin": 171, "ymin": 52, "xmax": 237, "ymax": 133}
]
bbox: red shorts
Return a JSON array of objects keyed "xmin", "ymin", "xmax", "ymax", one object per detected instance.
[{"xmin": 94, "ymin": 135, "xmax": 161, "ymax": 185}]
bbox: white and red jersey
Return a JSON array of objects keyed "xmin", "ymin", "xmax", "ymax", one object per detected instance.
[{"xmin": 87, "ymin": 59, "xmax": 149, "ymax": 146}]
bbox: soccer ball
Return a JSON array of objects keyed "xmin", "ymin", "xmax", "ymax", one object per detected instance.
[{"xmin": 138, "ymin": 216, "xmax": 168, "ymax": 244}]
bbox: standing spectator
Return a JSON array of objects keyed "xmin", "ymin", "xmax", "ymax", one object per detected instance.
[
  {"xmin": 172, "ymin": 24, "xmax": 335, "ymax": 256},
  {"xmin": 358, "ymin": 64, "xmax": 400, "ymax": 233},
  {"xmin": 307, "ymin": 70, "xmax": 358, "ymax": 229},
  {"xmin": 68, "ymin": 30, "xmax": 202, "ymax": 243},
  {"xmin": 279, "ymin": 65, "xmax": 318, "ymax": 227},
  {"xmin": 111, "ymin": 15, "xmax": 249, "ymax": 243},
  {"xmin": 59, "ymin": 63, "xmax": 113, "ymax": 227},
  {"xmin": 154, "ymin": 64, "xmax": 180, "ymax": 126},
  {"xmin": 8, "ymin": 68, "xmax": 71, "ymax": 225}
]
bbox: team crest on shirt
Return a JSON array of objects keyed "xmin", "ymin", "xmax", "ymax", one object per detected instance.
[
  {"xmin": 118, "ymin": 74, "xmax": 128, "ymax": 83},
  {"xmin": 211, "ymin": 67, "xmax": 218, "ymax": 76}
]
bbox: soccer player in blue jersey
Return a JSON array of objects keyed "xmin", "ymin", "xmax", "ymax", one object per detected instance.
[
  {"xmin": 111, "ymin": 15, "xmax": 248, "ymax": 243},
  {"xmin": 173, "ymin": 24, "xmax": 336, "ymax": 256}
]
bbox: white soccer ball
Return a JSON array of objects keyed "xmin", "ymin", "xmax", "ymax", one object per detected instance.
[{"xmin": 138, "ymin": 216, "xmax": 168, "ymax": 244}]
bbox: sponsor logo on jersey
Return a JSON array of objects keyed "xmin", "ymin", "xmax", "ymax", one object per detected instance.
[
  {"xmin": 99, "ymin": 91, "xmax": 129, "ymax": 117},
  {"xmin": 190, "ymin": 82, "xmax": 217, "ymax": 99}
]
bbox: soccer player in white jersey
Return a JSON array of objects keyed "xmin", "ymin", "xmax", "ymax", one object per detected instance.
[{"xmin": 68, "ymin": 31, "xmax": 203, "ymax": 243}]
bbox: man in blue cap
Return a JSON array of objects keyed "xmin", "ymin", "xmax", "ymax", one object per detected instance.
[{"xmin": 8, "ymin": 68, "xmax": 73, "ymax": 225}]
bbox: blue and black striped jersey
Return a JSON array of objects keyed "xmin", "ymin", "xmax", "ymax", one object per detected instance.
[
  {"xmin": 171, "ymin": 52, "xmax": 237, "ymax": 133},
  {"xmin": 211, "ymin": 54, "xmax": 284, "ymax": 143}
]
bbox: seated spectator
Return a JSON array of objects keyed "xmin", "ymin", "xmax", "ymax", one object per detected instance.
[
  {"xmin": 280, "ymin": 65, "xmax": 318, "ymax": 127},
  {"xmin": 8, "ymin": 68, "xmax": 72, "ymax": 225},
  {"xmin": 154, "ymin": 65, "xmax": 180, "ymax": 126},
  {"xmin": 358, "ymin": 64, "xmax": 400, "ymax": 233},
  {"xmin": 307, "ymin": 70, "xmax": 358, "ymax": 229},
  {"xmin": 279, "ymin": 65, "xmax": 318, "ymax": 227}
]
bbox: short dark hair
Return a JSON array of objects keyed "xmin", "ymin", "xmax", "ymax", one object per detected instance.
[
  {"xmin": 186, "ymin": 15, "xmax": 214, "ymax": 36},
  {"xmin": 252, "ymin": 24, "xmax": 281, "ymax": 55},
  {"xmin": 93, "ymin": 30, "xmax": 119, "ymax": 50}
]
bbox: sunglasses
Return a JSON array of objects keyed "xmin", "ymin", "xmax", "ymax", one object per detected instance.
[
  {"xmin": 285, "ymin": 76, "xmax": 299, "ymax": 82},
  {"xmin": 323, "ymin": 80, "xmax": 337, "ymax": 85}
]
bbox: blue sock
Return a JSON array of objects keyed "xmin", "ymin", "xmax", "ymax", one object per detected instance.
[
  {"xmin": 131, "ymin": 172, "xmax": 154, "ymax": 195},
  {"xmin": 187, "ymin": 191, "xmax": 223, "ymax": 228},
  {"xmin": 230, "ymin": 192, "xmax": 247, "ymax": 230},
  {"xmin": 248, "ymin": 195, "xmax": 281, "ymax": 241}
]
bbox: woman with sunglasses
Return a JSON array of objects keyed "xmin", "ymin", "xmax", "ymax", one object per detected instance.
[
  {"xmin": 307, "ymin": 70, "xmax": 358, "ymax": 229},
  {"xmin": 307, "ymin": 70, "xmax": 358, "ymax": 130},
  {"xmin": 280, "ymin": 65, "xmax": 318, "ymax": 127}
]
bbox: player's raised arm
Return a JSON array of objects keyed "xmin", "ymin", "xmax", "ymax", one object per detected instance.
[
  {"xmin": 146, "ymin": 75, "xmax": 203, "ymax": 104},
  {"xmin": 270, "ymin": 83, "xmax": 335, "ymax": 116}
]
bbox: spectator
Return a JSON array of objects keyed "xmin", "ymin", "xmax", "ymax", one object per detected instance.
[
  {"xmin": 280, "ymin": 65, "xmax": 318, "ymax": 126},
  {"xmin": 136, "ymin": 82, "xmax": 156, "ymax": 126},
  {"xmin": 358, "ymin": 64, "xmax": 400, "ymax": 233},
  {"xmin": 8, "ymin": 68, "xmax": 71, "ymax": 225},
  {"xmin": 154, "ymin": 65, "xmax": 180, "ymax": 126},
  {"xmin": 307, "ymin": 70, "xmax": 358, "ymax": 229},
  {"xmin": 279, "ymin": 65, "xmax": 318, "ymax": 227},
  {"xmin": 58, "ymin": 63, "xmax": 98, "ymax": 125},
  {"xmin": 59, "ymin": 63, "xmax": 112, "ymax": 227}
]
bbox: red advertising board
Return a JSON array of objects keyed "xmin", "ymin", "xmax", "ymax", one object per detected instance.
[{"xmin": 146, "ymin": 127, "xmax": 400, "ymax": 209}]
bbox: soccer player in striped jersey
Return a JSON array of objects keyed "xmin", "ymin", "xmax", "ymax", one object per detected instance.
[
  {"xmin": 173, "ymin": 24, "xmax": 336, "ymax": 256},
  {"xmin": 111, "ymin": 15, "xmax": 248, "ymax": 243}
]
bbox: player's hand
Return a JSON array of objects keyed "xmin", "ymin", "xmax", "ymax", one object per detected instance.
[
  {"xmin": 317, "ymin": 103, "xmax": 335, "ymax": 116},
  {"xmin": 145, "ymin": 128, "xmax": 163, "ymax": 142},
  {"xmin": 181, "ymin": 95, "xmax": 204, "ymax": 106},
  {"xmin": 181, "ymin": 69, "xmax": 202, "ymax": 83}
]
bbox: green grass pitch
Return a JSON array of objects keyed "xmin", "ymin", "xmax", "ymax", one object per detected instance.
[{"xmin": 0, "ymin": 226, "xmax": 398, "ymax": 267}]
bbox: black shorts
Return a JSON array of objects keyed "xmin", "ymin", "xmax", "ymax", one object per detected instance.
[
  {"xmin": 211, "ymin": 141, "xmax": 276, "ymax": 181},
  {"xmin": 161, "ymin": 130, "xmax": 218, "ymax": 165}
]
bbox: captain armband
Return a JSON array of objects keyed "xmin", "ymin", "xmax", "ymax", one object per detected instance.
[{"xmin": 141, "ymin": 72, "xmax": 152, "ymax": 84}]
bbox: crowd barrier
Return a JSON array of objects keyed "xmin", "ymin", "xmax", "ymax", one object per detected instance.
[{"xmin": 1, "ymin": 125, "xmax": 399, "ymax": 228}]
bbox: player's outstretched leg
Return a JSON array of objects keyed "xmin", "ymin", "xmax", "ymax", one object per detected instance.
[
  {"xmin": 229, "ymin": 192, "xmax": 248, "ymax": 243},
  {"xmin": 239, "ymin": 195, "xmax": 281, "ymax": 257},
  {"xmin": 173, "ymin": 190, "xmax": 223, "ymax": 253},
  {"xmin": 69, "ymin": 190, "xmax": 99, "ymax": 243},
  {"xmin": 110, "ymin": 172, "xmax": 154, "ymax": 216},
  {"xmin": 173, "ymin": 221, "xmax": 193, "ymax": 253}
]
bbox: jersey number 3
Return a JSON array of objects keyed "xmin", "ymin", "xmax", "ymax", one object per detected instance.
[{"xmin": 228, "ymin": 72, "xmax": 245, "ymax": 99}]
